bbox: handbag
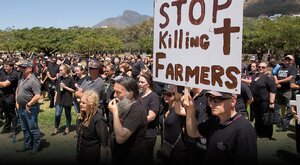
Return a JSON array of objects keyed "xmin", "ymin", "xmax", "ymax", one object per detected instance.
[
  {"xmin": 263, "ymin": 107, "xmax": 281, "ymax": 125},
  {"xmin": 160, "ymin": 117, "xmax": 182, "ymax": 158}
]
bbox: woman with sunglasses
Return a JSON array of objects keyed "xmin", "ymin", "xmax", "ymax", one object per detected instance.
[
  {"xmin": 158, "ymin": 84, "xmax": 186, "ymax": 164},
  {"xmin": 250, "ymin": 61, "xmax": 277, "ymax": 140}
]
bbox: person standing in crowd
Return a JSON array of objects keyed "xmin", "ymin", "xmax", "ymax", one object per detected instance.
[
  {"xmin": 184, "ymin": 90, "xmax": 257, "ymax": 165},
  {"xmin": 250, "ymin": 62, "xmax": 277, "ymax": 140},
  {"xmin": 51, "ymin": 64, "xmax": 75, "ymax": 136},
  {"xmin": 174, "ymin": 87, "xmax": 210, "ymax": 165},
  {"xmin": 46, "ymin": 56, "xmax": 59, "ymax": 108},
  {"xmin": 73, "ymin": 66, "xmax": 88, "ymax": 117},
  {"xmin": 102, "ymin": 64, "xmax": 117, "ymax": 121},
  {"xmin": 290, "ymin": 71, "xmax": 300, "ymax": 158},
  {"xmin": 76, "ymin": 90, "xmax": 109, "ymax": 165},
  {"xmin": 108, "ymin": 77, "xmax": 147, "ymax": 165},
  {"xmin": 242, "ymin": 61, "xmax": 258, "ymax": 85},
  {"xmin": 138, "ymin": 73, "xmax": 160, "ymax": 165},
  {"xmin": 236, "ymin": 81, "xmax": 253, "ymax": 119},
  {"xmin": 268, "ymin": 58, "xmax": 281, "ymax": 76},
  {"xmin": 0, "ymin": 60, "xmax": 19, "ymax": 136},
  {"xmin": 158, "ymin": 84, "xmax": 186, "ymax": 165},
  {"xmin": 39, "ymin": 60, "xmax": 48, "ymax": 102},
  {"xmin": 15, "ymin": 61, "xmax": 41, "ymax": 154},
  {"xmin": 131, "ymin": 55, "xmax": 145, "ymax": 79},
  {"xmin": 275, "ymin": 55, "xmax": 298, "ymax": 132},
  {"xmin": 75, "ymin": 60, "xmax": 105, "ymax": 100}
]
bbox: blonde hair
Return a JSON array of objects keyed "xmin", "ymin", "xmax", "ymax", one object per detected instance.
[
  {"xmin": 78, "ymin": 90, "xmax": 99, "ymax": 127},
  {"xmin": 60, "ymin": 64, "xmax": 72, "ymax": 76}
]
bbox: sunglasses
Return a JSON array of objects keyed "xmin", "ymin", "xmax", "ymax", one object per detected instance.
[
  {"xmin": 163, "ymin": 93, "xmax": 174, "ymax": 97},
  {"xmin": 207, "ymin": 96, "xmax": 231, "ymax": 103}
]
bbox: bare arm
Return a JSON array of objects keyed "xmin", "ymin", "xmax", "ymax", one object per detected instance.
[
  {"xmin": 184, "ymin": 94, "xmax": 200, "ymax": 138},
  {"xmin": 108, "ymin": 99, "xmax": 132, "ymax": 144},
  {"xmin": 0, "ymin": 80, "xmax": 11, "ymax": 88},
  {"xmin": 147, "ymin": 110, "xmax": 157, "ymax": 123}
]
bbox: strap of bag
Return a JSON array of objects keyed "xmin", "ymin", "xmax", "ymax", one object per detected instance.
[{"xmin": 163, "ymin": 117, "xmax": 182, "ymax": 147}]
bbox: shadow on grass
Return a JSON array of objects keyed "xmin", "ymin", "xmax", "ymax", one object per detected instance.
[
  {"xmin": 276, "ymin": 150, "xmax": 300, "ymax": 164},
  {"xmin": 39, "ymin": 139, "xmax": 50, "ymax": 151},
  {"xmin": 287, "ymin": 133, "xmax": 296, "ymax": 141}
]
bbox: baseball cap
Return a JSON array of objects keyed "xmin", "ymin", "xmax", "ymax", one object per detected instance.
[
  {"xmin": 161, "ymin": 84, "xmax": 175, "ymax": 94},
  {"xmin": 15, "ymin": 59, "xmax": 27, "ymax": 66},
  {"xmin": 20, "ymin": 61, "xmax": 33, "ymax": 68},
  {"xmin": 205, "ymin": 90, "xmax": 233, "ymax": 99},
  {"xmin": 284, "ymin": 55, "xmax": 294, "ymax": 61}
]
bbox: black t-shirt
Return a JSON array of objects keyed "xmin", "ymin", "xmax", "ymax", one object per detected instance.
[
  {"xmin": 276, "ymin": 64, "xmax": 297, "ymax": 91},
  {"xmin": 250, "ymin": 73, "xmax": 277, "ymax": 102},
  {"xmin": 236, "ymin": 82, "xmax": 253, "ymax": 112},
  {"xmin": 55, "ymin": 75, "xmax": 75, "ymax": 107},
  {"xmin": 140, "ymin": 91, "xmax": 160, "ymax": 138},
  {"xmin": 114, "ymin": 101, "xmax": 147, "ymax": 164},
  {"xmin": 132, "ymin": 60, "xmax": 144, "ymax": 78},
  {"xmin": 47, "ymin": 63, "xmax": 59, "ymax": 78},
  {"xmin": 74, "ymin": 76, "xmax": 88, "ymax": 88},
  {"xmin": 199, "ymin": 114, "xmax": 257, "ymax": 165},
  {"xmin": 159, "ymin": 108, "xmax": 186, "ymax": 150},
  {"xmin": 0, "ymin": 70, "xmax": 19, "ymax": 96}
]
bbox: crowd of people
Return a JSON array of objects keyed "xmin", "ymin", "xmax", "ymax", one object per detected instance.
[{"xmin": 0, "ymin": 52, "xmax": 299, "ymax": 164}]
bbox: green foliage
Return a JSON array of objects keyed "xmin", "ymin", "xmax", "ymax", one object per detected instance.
[
  {"xmin": 1, "ymin": 16, "xmax": 299, "ymax": 56},
  {"xmin": 243, "ymin": 16, "xmax": 300, "ymax": 56}
]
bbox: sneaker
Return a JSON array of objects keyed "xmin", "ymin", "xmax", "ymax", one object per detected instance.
[{"xmin": 276, "ymin": 127, "xmax": 288, "ymax": 132}]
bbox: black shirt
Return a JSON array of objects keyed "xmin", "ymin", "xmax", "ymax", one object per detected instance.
[
  {"xmin": 140, "ymin": 91, "xmax": 160, "ymax": 138},
  {"xmin": 55, "ymin": 75, "xmax": 75, "ymax": 107},
  {"xmin": 199, "ymin": 114, "xmax": 257, "ymax": 165},
  {"xmin": 114, "ymin": 101, "xmax": 147, "ymax": 165},
  {"xmin": 0, "ymin": 70, "xmax": 19, "ymax": 96},
  {"xmin": 276, "ymin": 64, "xmax": 297, "ymax": 91},
  {"xmin": 250, "ymin": 73, "xmax": 276, "ymax": 102}
]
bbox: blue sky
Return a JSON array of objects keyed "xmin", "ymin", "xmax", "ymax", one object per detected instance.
[{"xmin": 0, "ymin": 0, "xmax": 154, "ymax": 30}]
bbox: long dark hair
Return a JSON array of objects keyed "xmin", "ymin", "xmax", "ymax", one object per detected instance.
[{"xmin": 115, "ymin": 77, "xmax": 139, "ymax": 100}]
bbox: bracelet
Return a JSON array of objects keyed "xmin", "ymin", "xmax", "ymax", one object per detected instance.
[{"xmin": 174, "ymin": 97, "xmax": 181, "ymax": 102}]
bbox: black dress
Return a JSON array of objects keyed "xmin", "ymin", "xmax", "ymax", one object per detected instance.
[{"xmin": 76, "ymin": 111, "xmax": 108, "ymax": 165}]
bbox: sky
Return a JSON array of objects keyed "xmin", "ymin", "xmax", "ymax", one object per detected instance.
[{"xmin": 0, "ymin": 0, "xmax": 154, "ymax": 30}]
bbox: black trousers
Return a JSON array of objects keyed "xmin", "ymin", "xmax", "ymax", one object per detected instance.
[
  {"xmin": 0, "ymin": 98, "xmax": 18, "ymax": 133},
  {"xmin": 252, "ymin": 101, "xmax": 273, "ymax": 138}
]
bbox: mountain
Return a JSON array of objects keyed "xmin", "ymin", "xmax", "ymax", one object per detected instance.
[
  {"xmin": 244, "ymin": 0, "xmax": 300, "ymax": 17},
  {"xmin": 93, "ymin": 10, "xmax": 151, "ymax": 28}
]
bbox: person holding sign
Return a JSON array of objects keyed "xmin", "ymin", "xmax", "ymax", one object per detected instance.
[{"xmin": 183, "ymin": 90, "xmax": 257, "ymax": 164}]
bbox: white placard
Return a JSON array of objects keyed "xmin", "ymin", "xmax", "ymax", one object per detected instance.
[
  {"xmin": 290, "ymin": 95, "xmax": 300, "ymax": 125},
  {"xmin": 153, "ymin": 0, "xmax": 243, "ymax": 94}
]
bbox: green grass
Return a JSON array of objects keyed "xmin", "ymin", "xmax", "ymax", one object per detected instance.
[{"xmin": 38, "ymin": 100, "xmax": 78, "ymax": 132}]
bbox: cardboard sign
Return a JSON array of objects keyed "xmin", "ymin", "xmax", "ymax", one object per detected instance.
[{"xmin": 153, "ymin": 0, "xmax": 243, "ymax": 93}]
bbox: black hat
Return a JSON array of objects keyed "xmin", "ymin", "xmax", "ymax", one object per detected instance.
[{"xmin": 161, "ymin": 84, "xmax": 174, "ymax": 94}]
